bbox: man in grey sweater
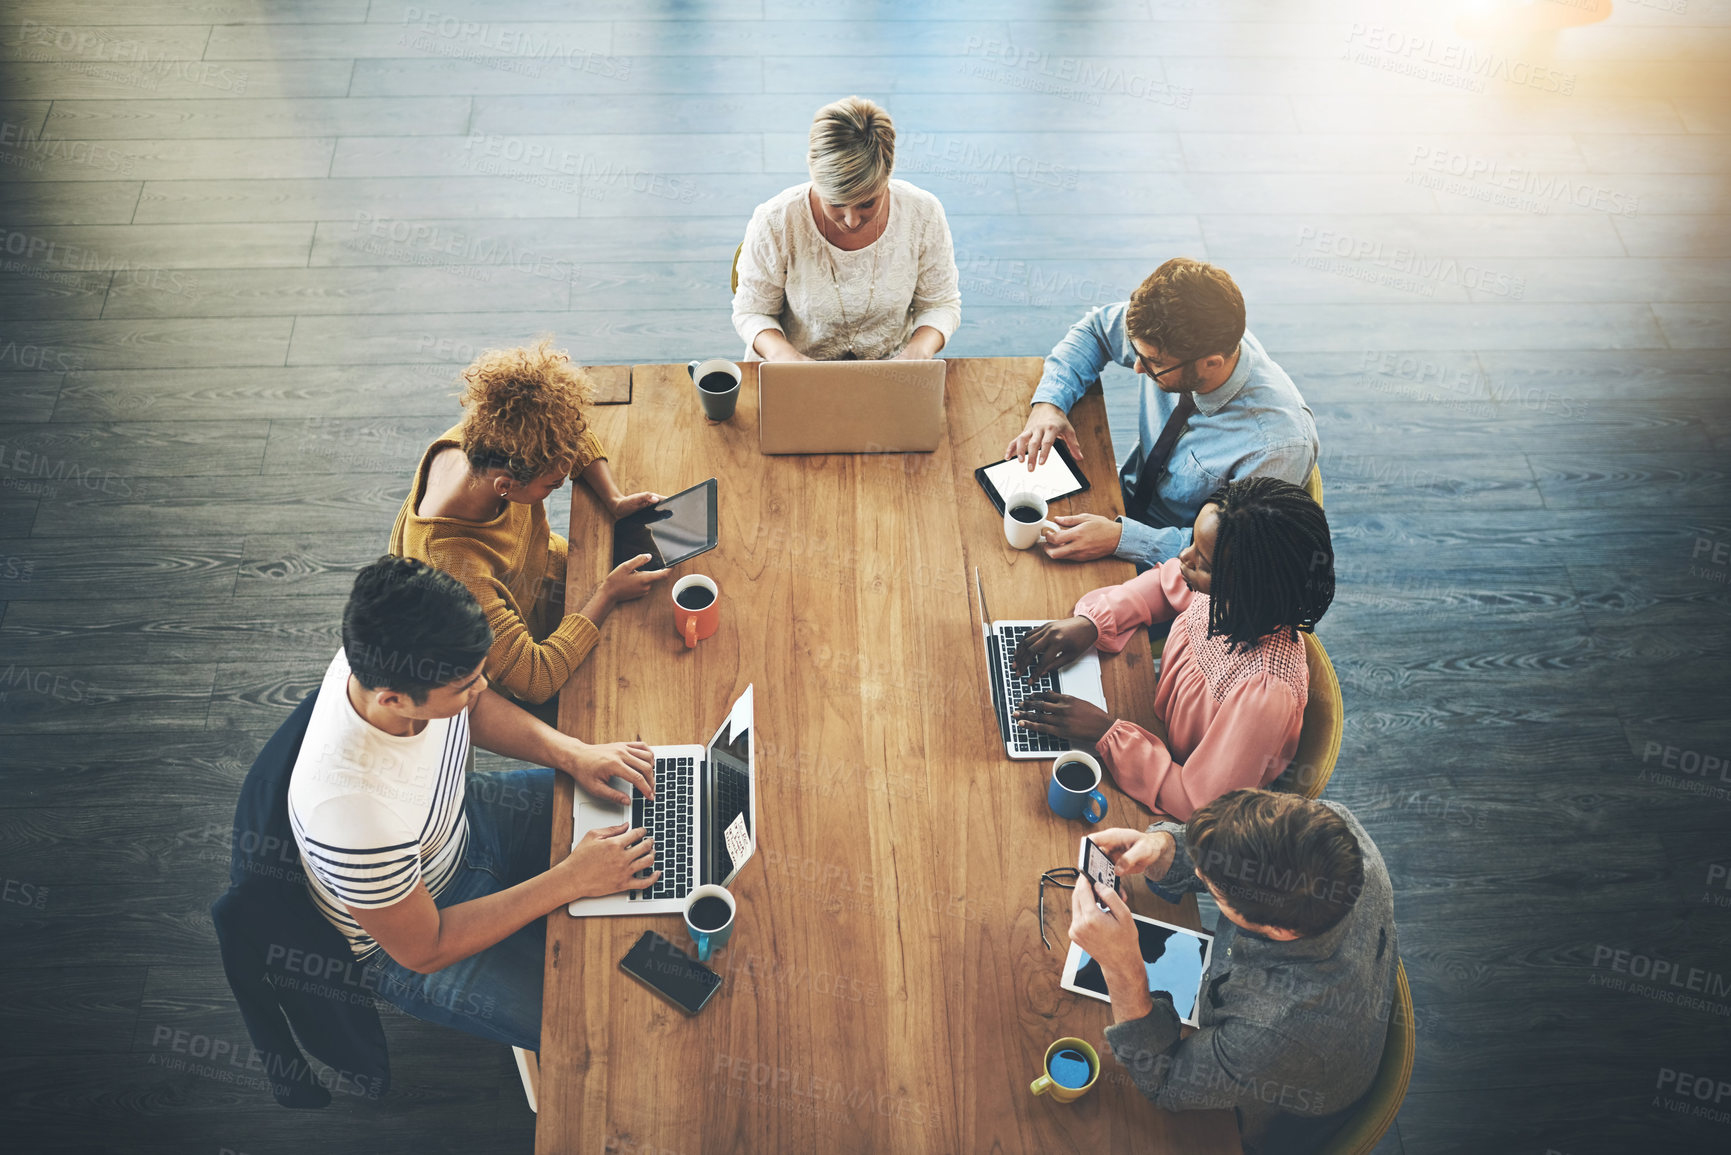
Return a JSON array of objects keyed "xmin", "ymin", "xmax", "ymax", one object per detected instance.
[{"xmin": 1068, "ymin": 789, "xmax": 1398, "ymax": 1154}]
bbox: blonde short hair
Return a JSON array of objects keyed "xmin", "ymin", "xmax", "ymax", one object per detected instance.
[{"xmin": 807, "ymin": 96, "xmax": 895, "ymax": 204}]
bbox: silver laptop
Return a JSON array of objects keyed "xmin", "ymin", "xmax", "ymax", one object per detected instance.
[
  {"xmin": 975, "ymin": 569, "xmax": 1107, "ymax": 761},
  {"xmin": 758, "ymin": 359, "xmax": 945, "ymax": 454},
  {"xmin": 568, "ymin": 685, "xmax": 756, "ymax": 916}
]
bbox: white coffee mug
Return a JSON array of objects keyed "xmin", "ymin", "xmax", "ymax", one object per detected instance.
[{"xmin": 1003, "ymin": 491, "xmax": 1060, "ymax": 550}]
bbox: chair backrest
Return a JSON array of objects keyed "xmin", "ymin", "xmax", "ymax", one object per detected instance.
[
  {"xmin": 1275, "ymin": 631, "xmax": 1342, "ymax": 799},
  {"xmin": 1315, "ymin": 960, "xmax": 1414, "ymax": 1155},
  {"xmin": 1305, "ymin": 462, "xmax": 1324, "ymax": 507},
  {"xmin": 731, "ymin": 241, "xmax": 742, "ymax": 293}
]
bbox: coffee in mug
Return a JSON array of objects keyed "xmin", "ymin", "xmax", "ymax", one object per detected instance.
[
  {"xmin": 676, "ymin": 585, "xmax": 715, "ymax": 611},
  {"xmin": 683, "ymin": 884, "xmax": 736, "ymax": 961},
  {"xmin": 671, "ymin": 574, "xmax": 720, "ymax": 648},
  {"xmin": 1002, "ymin": 491, "xmax": 1061, "ymax": 550},
  {"xmin": 1030, "ymin": 1037, "xmax": 1101, "ymax": 1103},
  {"xmin": 687, "ymin": 358, "xmax": 743, "ymax": 422},
  {"xmin": 1055, "ymin": 759, "xmax": 1096, "ymax": 791},
  {"xmin": 688, "ymin": 896, "xmax": 731, "ymax": 931}
]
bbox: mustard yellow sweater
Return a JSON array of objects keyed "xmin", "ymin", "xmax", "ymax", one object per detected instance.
[{"xmin": 389, "ymin": 424, "xmax": 607, "ymax": 705}]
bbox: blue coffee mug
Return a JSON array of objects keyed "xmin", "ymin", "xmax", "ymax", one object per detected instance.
[
  {"xmin": 1047, "ymin": 752, "xmax": 1107, "ymax": 824},
  {"xmin": 684, "ymin": 884, "xmax": 736, "ymax": 962}
]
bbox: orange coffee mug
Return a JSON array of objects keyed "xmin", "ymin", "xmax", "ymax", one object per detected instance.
[{"xmin": 671, "ymin": 575, "xmax": 720, "ymax": 648}]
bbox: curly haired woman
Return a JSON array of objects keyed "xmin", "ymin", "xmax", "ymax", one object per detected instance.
[{"xmin": 389, "ymin": 339, "xmax": 667, "ymax": 706}]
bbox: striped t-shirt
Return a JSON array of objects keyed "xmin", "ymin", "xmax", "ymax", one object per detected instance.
[{"xmin": 288, "ymin": 649, "xmax": 472, "ymax": 959}]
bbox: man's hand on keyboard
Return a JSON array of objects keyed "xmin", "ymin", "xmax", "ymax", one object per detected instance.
[
  {"xmin": 563, "ymin": 740, "xmax": 656, "ymax": 805},
  {"xmin": 1013, "ymin": 691, "xmax": 1115, "ymax": 744},
  {"xmin": 561, "ymin": 823, "xmax": 658, "ymax": 898},
  {"xmin": 1013, "ymin": 615, "xmax": 1100, "ymax": 681}
]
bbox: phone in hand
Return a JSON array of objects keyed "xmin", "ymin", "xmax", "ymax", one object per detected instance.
[
  {"xmin": 619, "ymin": 931, "xmax": 722, "ymax": 1015},
  {"xmin": 1080, "ymin": 836, "xmax": 1122, "ymax": 913}
]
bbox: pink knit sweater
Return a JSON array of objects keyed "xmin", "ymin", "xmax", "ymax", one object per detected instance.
[{"xmin": 1076, "ymin": 559, "xmax": 1308, "ymax": 821}]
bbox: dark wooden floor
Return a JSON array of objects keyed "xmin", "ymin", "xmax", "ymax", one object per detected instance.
[{"xmin": 1, "ymin": 1, "xmax": 1728, "ymax": 1152}]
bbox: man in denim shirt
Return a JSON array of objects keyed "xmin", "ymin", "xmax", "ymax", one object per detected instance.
[
  {"xmin": 1070, "ymin": 790, "xmax": 1397, "ymax": 1154},
  {"xmin": 1006, "ymin": 259, "xmax": 1318, "ymax": 569}
]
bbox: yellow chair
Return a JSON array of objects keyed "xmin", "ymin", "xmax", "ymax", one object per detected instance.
[
  {"xmin": 1271, "ymin": 631, "xmax": 1343, "ymax": 799},
  {"xmin": 1314, "ymin": 961, "xmax": 1414, "ymax": 1155},
  {"xmin": 730, "ymin": 241, "xmax": 742, "ymax": 293},
  {"xmin": 1147, "ymin": 465, "xmax": 1322, "ymax": 662}
]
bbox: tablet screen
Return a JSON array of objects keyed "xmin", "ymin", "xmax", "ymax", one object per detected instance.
[
  {"xmin": 977, "ymin": 448, "xmax": 1087, "ymax": 512},
  {"xmin": 1062, "ymin": 915, "xmax": 1214, "ymax": 1027},
  {"xmin": 612, "ymin": 479, "xmax": 718, "ymax": 568}
]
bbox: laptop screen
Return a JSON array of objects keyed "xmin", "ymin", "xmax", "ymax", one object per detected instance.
[{"xmin": 703, "ymin": 688, "xmax": 755, "ymax": 886}]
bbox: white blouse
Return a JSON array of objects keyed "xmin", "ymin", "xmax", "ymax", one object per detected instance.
[{"xmin": 732, "ymin": 179, "xmax": 962, "ymax": 361}]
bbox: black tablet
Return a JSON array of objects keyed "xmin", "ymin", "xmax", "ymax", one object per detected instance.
[
  {"xmin": 611, "ymin": 478, "xmax": 718, "ymax": 569},
  {"xmin": 974, "ymin": 439, "xmax": 1090, "ymax": 514}
]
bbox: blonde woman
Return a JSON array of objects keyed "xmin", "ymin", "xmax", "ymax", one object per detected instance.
[{"xmin": 732, "ymin": 96, "xmax": 961, "ymax": 362}]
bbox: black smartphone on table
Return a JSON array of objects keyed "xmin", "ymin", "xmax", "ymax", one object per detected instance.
[{"xmin": 619, "ymin": 931, "xmax": 722, "ymax": 1015}]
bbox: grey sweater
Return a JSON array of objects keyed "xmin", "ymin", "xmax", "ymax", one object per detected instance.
[{"xmin": 1101, "ymin": 802, "xmax": 1397, "ymax": 1154}]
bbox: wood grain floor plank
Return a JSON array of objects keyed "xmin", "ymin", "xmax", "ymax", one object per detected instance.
[
  {"xmin": 0, "ymin": 59, "xmax": 351, "ymax": 101},
  {"xmin": 0, "ymin": 317, "xmax": 292, "ymax": 371},
  {"xmin": 0, "ymin": 371, "xmax": 63, "ymax": 422},
  {"xmin": 0, "ymin": 223, "xmax": 317, "ymax": 271},
  {"xmin": 103, "ymin": 263, "xmax": 571, "ymax": 318},
  {"xmin": 0, "ymin": 137, "xmax": 339, "ymax": 183},
  {"xmin": 350, "ymin": 53, "xmax": 762, "ymax": 97},
  {"xmin": 0, "ymin": 596, "xmax": 343, "ymax": 666},
  {"xmin": 236, "ymin": 531, "xmax": 396, "ymax": 598},
  {"xmin": 50, "ymin": 364, "xmax": 465, "ymax": 421},
  {"xmin": 0, "ymin": 180, "xmax": 140, "ymax": 225},
  {"xmin": 0, "ymin": 267, "xmax": 110, "ymax": 319},
  {"xmin": 0, "ymin": 421, "xmax": 268, "ymax": 477},
  {"xmin": 0, "ymin": 662, "xmax": 214, "ymax": 733},
  {"xmin": 331, "ymin": 132, "xmax": 765, "ymax": 178},
  {"xmin": 0, "ymin": 968, "xmax": 147, "ymax": 1057},
  {"xmin": 0, "ymin": 496, "xmax": 40, "ymax": 536},
  {"xmin": 0, "ymin": 729, "xmax": 263, "ymax": 808},
  {"xmin": 0, "ymin": 25, "xmax": 207, "ymax": 62},
  {"xmin": 308, "ymin": 213, "xmax": 748, "ymax": 266},
  {"xmin": 205, "ymin": 19, "xmax": 612, "ymax": 59},
  {"xmin": 41, "ymin": 96, "xmax": 471, "ymax": 140},
  {"xmin": 29, "ymin": 473, "xmax": 409, "ymax": 537},
  {"xmin": 0, "ymin": 536, "xmax": 240, "ymax": 602}
]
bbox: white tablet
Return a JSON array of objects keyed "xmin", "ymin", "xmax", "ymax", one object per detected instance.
[
  {"xmin": 974, "ymin": 440, "xmax": 1090, "ymax": 514},
  {"xmin": 1061, "ymin": 914, "xmax": 1215, "ymax": 1028}
]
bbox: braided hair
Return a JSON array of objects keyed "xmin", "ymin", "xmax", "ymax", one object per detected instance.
[{"xmin": 1203, "ymin": 476, "xmax": 1333, "ymax": 652}]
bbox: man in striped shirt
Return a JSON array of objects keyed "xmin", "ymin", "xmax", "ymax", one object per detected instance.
[{"xmin": 289, "ymin": 556, "xmax": 661, "ymax": 1051}]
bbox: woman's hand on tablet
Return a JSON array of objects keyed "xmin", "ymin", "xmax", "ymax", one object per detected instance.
[{"xmin": 609, "ymin": 490, "xmax": 663, "ymax": 519}]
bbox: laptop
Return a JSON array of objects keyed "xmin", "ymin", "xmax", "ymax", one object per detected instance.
[
  {"xmin": 568, "ymin": 685, "xmax": 756, "ymax": 917},
  {"xmin": 975, "ymin": 569, "xmax": 1108, "ymax": 761},
  {"xmin": 758, "ymin": 359, "xmax": 945, "ymax": 454}
]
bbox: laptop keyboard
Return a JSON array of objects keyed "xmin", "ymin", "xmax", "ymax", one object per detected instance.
[
  {"xmin": 632, "ymin": 756, "xmax": 695, "ymax": 900},
  {"xmin": 996, "ymin": 625, "xmax": 1073, "ymax": 755}
]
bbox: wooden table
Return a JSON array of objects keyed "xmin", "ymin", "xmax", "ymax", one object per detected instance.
[{"xmin": 546, "ymin": 358, "xmax": 1240, "ymax": 1155}]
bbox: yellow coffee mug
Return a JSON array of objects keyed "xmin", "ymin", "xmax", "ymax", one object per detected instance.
[{"xmin": 1029, "ymin": 1037, "xmax": 1100, "ymax": 1103}]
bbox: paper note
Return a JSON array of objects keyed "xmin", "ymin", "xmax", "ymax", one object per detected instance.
[{"xmin": 724, "ymin": 813, "xmax": 751, "ymax": 871}]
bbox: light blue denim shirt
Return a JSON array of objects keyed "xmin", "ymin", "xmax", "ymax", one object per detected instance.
[{"xmin": 1031, "ymin": 304, "xmax": 1318, "ymax": 568}]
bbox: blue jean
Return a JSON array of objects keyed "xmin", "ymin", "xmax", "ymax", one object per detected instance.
[{"xmin": 364, "ymin": 767, "xmax": 554, "ymax": 1051}]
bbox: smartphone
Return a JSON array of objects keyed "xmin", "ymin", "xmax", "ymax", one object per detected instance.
[
  {"xmin": 1079, "ymin": 836, "xmax": 1122, "ymax": 913},
  {"xmin": 619, "ymin": 931, "xmax": 722, "ymax": 1016}
]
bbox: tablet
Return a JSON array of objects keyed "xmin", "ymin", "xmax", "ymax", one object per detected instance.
[
  {"xmin": 975, "ymin": 440, "xmax": 1089, "ymax": 514},
  {"xmin": 611, "ymin": 478, "xmax": 718, "ymax": 569},
  {"xmin": 1061, "ymin": 914, "xmax": 1214, "ymax": 1027}
]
